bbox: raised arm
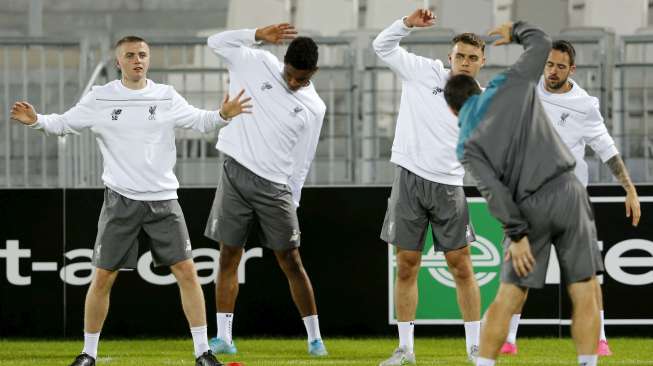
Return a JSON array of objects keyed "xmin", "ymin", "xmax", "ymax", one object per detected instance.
[
  {"xmin": 288, "ymin": 108, "xmax": 325, "ymax": 207},
  {"xmin": 207, "ymin": 23, "xmax": 296, "ymax": 67},
  {"xmin": 489, "ymin": 21, "xmax": 552, "ymax": 82},
  {"xmin": 171, "ymin": 88, "xmax": 252, "ymax": 133},
  {"xmin": 372, "ymin": 9, "xmax": 445, "ymax": 81},
  {"xmin": 11, "ymin": 92, "xmax": 96, "ymax": 136}
]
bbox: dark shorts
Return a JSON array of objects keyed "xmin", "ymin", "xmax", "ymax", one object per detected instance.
[
  {"xmin": 204, "ymin": 157, "xmax": 300, "ymax": 251},
  {"xmin": 380, "ymin": 165, "xmax": 475, "ymax": 252},
  {"xmin": 501, "ymin": 173, "xmax": 601, "ymax": 288},
  {"xmin": 93, "ymin": 187, "xmax": 192, "ymax": 271}
]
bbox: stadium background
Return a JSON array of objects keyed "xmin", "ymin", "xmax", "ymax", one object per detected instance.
[{"xmin": 1, "ymin": 0, "xmax": 653, "ymax": 345}]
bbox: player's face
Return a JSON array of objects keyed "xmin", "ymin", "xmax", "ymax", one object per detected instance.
[
  {"xmin": 544, "ymin": 49, "xmax": 575, "ymax": 90},
  {"xmin": 116, "ymin": 42, "xmax": 150, "ymax": 82},
  {"xmin": 283, "ymin": 64, "xmax": 317, "ymax": 91},
  {"xmin": 449, "ymin": 42, "xmax": 485, "ymax": 78}
]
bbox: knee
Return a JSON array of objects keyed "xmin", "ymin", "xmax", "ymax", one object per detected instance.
[
  {"xmin": 91, "ymin": 268, "xmax": 117, "ymax": 292},
  {"xmin": 277, "ymin": 250, "xmax": 305, "ymax": 277},
  {"xmin": 218, "ymin": 245, "xmax": 242, "ymax": 271},
  {"xmin": 396, "ymin": 257, "xmax": 420, "ymax": 282},
  {"xmin": 447, "ymin": 255, "xmax": 474, "ymax": 282},
  {"xmin": 171, "ymin": 260, "xmax": 198, "ymax": 283}
]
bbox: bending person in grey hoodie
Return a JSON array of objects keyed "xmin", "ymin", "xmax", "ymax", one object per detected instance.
[{"xmin": 443, "ymin": 21, "xmax": 600, "ymax": 366}]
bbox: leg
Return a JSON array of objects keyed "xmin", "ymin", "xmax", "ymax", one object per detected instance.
[
  {"xmin": 478, "ymin": 283, "xmax": 528, "ymax": 361},
  {"xmin": 595, "ymin": 279, "xmax": 612, "ymax": 356},
  {"xmin": 84, "ymin": 268, "xmax": 119, "ymax": 333},
  {"xmin": 212, "ymin": 243, "xmax": 243, "ymax": 351},
  {"xmin": 445, "ymin": 246, "xmax": 480, "ymax": 322},
  {"xmin": 215, "ymin": 244, "xmax": 244, "ymax": 313},
  {"xmin": 171, "ymin": 259, "xmax": 214, "ymax": 359},
  {"xmin": 274, "ymin": 247, "xmax": 328, "ymax": 356},
  {"xmin": 445, "ymin": 245, "xmax": 481, "ymax": 358},
  {"xmin": 568, "ymin": 277, "xmax": 600, "ymax": 356},
  {"xmin": 378, "ymin": 248, "xmax": 421, "ymax": 366},
  {"xmin": 274, "ymin": 248, "xmax": 317, "ymax": 317},
  {"xmin": 170, "ymin": 259, "xmax": 207, "ymax": 327},
  {"xmin": 78, "ymin": 268, "xmax": 118, "ymax": 361},
  {"xmin": 501, "ymin": 293, "xmax": 527, "ymax": 355}
]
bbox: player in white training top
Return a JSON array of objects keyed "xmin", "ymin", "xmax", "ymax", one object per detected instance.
[{"xmin": 11, "ymin": 35, "xmax": 251, "ymax": 366}]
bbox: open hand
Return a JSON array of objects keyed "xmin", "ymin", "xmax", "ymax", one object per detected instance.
[
  {"xmin": 219, "ymin": 89, "xmax": 252, "ymax": 120},
  {"xmin": 625, "ymin": 188, "xmax": 641, "ymax": 227},
  {"xmin": 505, "ymin": 236, "xmax": 535, "ymax": 277},
  {"xmin": 255, "ymin": 23, "xmax": 297, "ymax": 44},
  {"xmin": 10, "ymin": 101, "xmax": 37, "ymax": 125},
  {"xmin": 488, "ymin": 21, "xmax": 514, "ymax": 46},
  {"xmin": 404, "ymin": 8, "xmax": 436, "ymax": 28}
]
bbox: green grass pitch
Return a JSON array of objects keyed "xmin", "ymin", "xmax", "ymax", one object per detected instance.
[{"xmin": 1, "ymin": 338, "xmax": 652, "ymax": 365}]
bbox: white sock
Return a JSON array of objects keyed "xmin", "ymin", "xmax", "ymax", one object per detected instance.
[
  {"xmin": 599, "ymin": 310, "xmax": 607, "ymax": 341},
  {"xmin": 578, "ymin": 354, "xmax": 598, "ymax": 366},
  {"xmin": 217, "ymin": 312, "xmax": 234, "ymax": 344},
  {"xmin": 397, "ymin": 321, "xmax": 414, "ymax": 353},
  {"xmin": 464, "ymin": 321, "xmax": 481, "ymax": 355},
  {"xmin": 302, "ymin": 315, "xmax": 322, "ymax": 342},
  {"xmin": 506, "ymin": 313, "xmax": 521, "ymax": 344},
  {"xmin": 190, "ymin": 325, "xmax": 210, "ymax": 358},
  {"xmin": 82, "ymin": 331, "xmax": 100, "ymax": 359},
  {"xmin": 476, "ymin": 357, "xmax": 495, "ymax": 366}
]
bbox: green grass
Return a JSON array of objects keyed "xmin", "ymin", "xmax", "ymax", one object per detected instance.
[{"xmin": 1, "ymin": 338, "xmax": 652, "ymax": 365}]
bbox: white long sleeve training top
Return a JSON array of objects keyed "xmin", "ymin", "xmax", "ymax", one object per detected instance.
[
  {"xmin": 537, "ymin": 77, "xmax": 618, "ymax": 186},
  {"xmin": 373, "ymin": 18, "xmax": 465, "ymax": 186},
  {"xmin": 32, "ymin": 79, "xmax": 227, "ymax": 200},
  {"xmin": 207, "ymin": 29, "xmax": 326, "ymax": 207}
]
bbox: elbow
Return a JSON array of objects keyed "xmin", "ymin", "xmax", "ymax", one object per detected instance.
[
  {"xmin": 206, "ymin": 33, "xmax": 223, "ymax": 51},
  {"xmin": 372, "ymin": 36, "xmax": 389, "ymax": 57}
]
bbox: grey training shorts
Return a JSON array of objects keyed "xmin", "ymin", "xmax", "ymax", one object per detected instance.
[
  {"xmin": 204, "ymin": 156, "xmax": 300, "ymax": 251},
  {"xmin": 380, "ymin": 165, "xmax": 476, "ymax": 252},
  {"xmin": 93, "ymin": 187, "xmax": 193, "ymax": 271},
  {"xmin": 501, "ymin": 173, "xmax": 601, "ymax": 288}
]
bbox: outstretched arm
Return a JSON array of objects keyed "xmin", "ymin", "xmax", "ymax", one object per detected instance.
[
  {"xmin": 11, "ymin": 93, "xmax": 95, "ymax": 136},
  {"xmin": 172, "ymin": 88, "xmax": 252, "ymax": 133}
]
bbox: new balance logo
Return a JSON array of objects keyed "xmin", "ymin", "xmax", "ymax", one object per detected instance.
[
  {"xmin": 558, "ymin": 112, "xmax": 570, "ymax": 127},
  {"xmin": 148, "ymin": 105, "xmax": 157, "ymax": 120},
  {"xmin": 432, "ymin": 86, "xmax": 444, "ymax": 95},
  {"xmin": 290, "ymin": 229, "xmax": 300, "ymax": 242},
  {"xmin": 185, "ymin": 239, "xmax": 192, "ymax": 252},
  {"xmin": 291, "ymin": 106, "xmax": 303, "ymax": 117},
  {"xmin": 111, "ymin": 109, "xmax": 122, "ymax": 121},
  {"xmin": 261, "ymin": 81, "xmax": 273, "ymax": 91}
]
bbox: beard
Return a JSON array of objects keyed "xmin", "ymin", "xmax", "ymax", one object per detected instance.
[{"xmin": 546, "ymin": 77, "xmax": 568, "ymax": 90}]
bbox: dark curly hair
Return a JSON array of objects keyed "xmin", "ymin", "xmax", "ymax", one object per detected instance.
[
  {"xmin": 552, "ymin": 40, "xmax": 576, "ymax": 66},
  {"xmin": 284, "ymin": 37, "xmax": 319, "ymax": 70}
]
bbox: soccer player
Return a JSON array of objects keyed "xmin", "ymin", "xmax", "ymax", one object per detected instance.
[
  {"xmin": 373, "ymin": 8, "xmax": 484, "ymax": 365},
  {"xmin": 500, "ymin": 40, "xmax": 641, "ymax": 356},
  {"xmin": 204, "ymin": 23, "xmax": 327, "ymax": 357},
  {"xmin": 10, "ymin": 36, "xmax": 251, "ymax": 366},
  {"xmin": 444, "ymin": 21, "xmax": 601, "ymax": 366}
]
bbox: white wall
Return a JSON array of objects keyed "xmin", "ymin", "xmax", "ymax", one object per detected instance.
[
  {"xmin": 514, "ymin": 0, "xmax": 568, "ymax": 35},
  {"xmin": 227, "ymin": 0, "xmax": 290, "ymax": 28},
  {"xmin": 438, "ymin": 0, "xmax": 494, "ymax": 35},
  {"xmin": 568, "ymin": 0, "xmax": 647, "ymax": 34},
  {"xmin": 294, "ymin": 0, "xmax": 357, "ymax": 35},
  {"xmin": 364, "ymin": 0, "xmax": 428, "ymax": 29}
]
